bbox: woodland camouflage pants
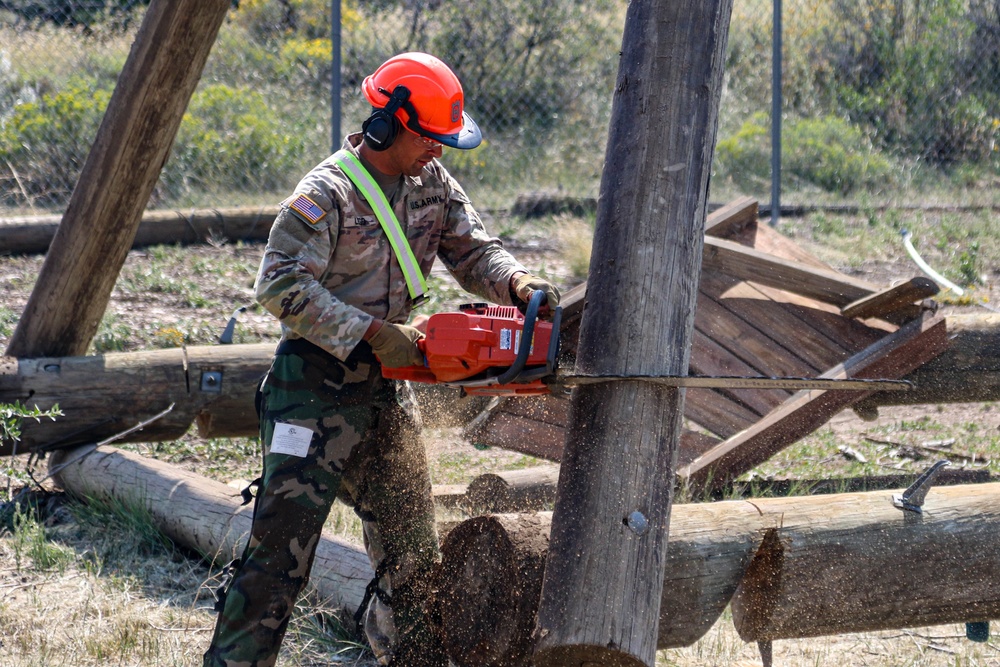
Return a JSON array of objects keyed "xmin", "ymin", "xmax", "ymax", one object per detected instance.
[{"xmin": 202, "ymin": 339, "xmax": 445, "ymax": 667}]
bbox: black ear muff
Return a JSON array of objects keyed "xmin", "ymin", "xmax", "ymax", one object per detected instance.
[{"xmin": 362, "ymin": 85, "xmax": 411, "ymax": 151}]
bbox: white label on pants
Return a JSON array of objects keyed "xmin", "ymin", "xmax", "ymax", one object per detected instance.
[{"xmin": 270, "ymin": 422, "xmax": 314, "ymax": 458}]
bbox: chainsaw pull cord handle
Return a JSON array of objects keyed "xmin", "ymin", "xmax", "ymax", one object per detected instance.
[{"xmin": 495, "ymin": 289, "xmax": 545, "ymax": 386}]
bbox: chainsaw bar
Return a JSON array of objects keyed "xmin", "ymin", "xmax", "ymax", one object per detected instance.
[{"xmin": 555, "ymin": 373, "xmax": 912, "ymax": 391}]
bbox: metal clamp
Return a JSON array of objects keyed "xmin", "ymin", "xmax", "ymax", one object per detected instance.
[{"xmin": 892, "ymin": 460, "xmax": 950, "ymax": 513}]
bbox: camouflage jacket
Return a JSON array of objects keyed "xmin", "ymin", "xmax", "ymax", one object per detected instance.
[{"xmin": 254, "ymin": 133, "xmax": 528, "ymax": 361}]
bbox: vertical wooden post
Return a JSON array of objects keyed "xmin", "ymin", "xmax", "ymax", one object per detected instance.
[
  {"xmin": 532, "ymin": 1, "xmax": 734, "ymax": 665},
  {"xmin": 6, "ymin": 0, "xmax": 232, "ymax": 359}
]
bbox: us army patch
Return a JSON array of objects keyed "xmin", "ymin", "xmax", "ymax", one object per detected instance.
[{"xmin": 283, "ymin": 193, "xmax": 327, "ymax": 226}]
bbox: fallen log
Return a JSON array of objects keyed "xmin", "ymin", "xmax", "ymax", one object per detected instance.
[
  {"xmin": 0, "ymin": 207, "xmax": 278, "ymax": 255},
  {"xmin": 48, "ymin": 445, "xmax": 372, "ymax": 612},
  {"xmin": 430, "ymin": 481, "xmax": 1000, "ymax": 666},
  {"xmin": 430, "ymin": 504, "xmax": 770, "ymax": 667}
]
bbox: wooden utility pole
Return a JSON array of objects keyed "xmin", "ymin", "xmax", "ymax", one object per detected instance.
[
  {"xmin": 6, "ymin": 0, "xmax": 232, "ymax": 358},
  {"xmin": 532, "ymin": 1, "xmax": 734, "ymax": 665}
]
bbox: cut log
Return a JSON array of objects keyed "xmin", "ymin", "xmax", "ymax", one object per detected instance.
[
  {"xmin": 431, "ymin": 503, "xmax": 770, "ymax": 667},
  {"xmin": 7, "ymin": 0, "xmax": 233, "ymax": 358},
  {"xmin": 531, "ymin": 0, "xmax": 733, "ymax": 663},
  {"xmin": 731, "ymin": 481, "xmax": 1000, "ymax": 640},
  {"xmin": 0, "ymin": 207, "xmax": 277, "ymax": 255},
  {"xmin": 432, "ymin": 482, "xmax": 1000, "ymax": 665},
  {"xmin": 48, "ymin": 445, "xmax": 372, "ymax": 612}
]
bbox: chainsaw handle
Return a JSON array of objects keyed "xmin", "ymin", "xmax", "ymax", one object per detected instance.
[{"xmin": 495, "ymin": 289, "xmax": 544, "ymax": 386}]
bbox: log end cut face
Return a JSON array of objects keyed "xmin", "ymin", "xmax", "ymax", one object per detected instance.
[{"xmin": 429, "ymin": 514, "xmax": 548, "ymax": 667}]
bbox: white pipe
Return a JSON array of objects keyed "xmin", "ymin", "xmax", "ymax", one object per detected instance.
[{"xmin": 901, "ymin": 230, "xmax": 965, "ymax": 296}]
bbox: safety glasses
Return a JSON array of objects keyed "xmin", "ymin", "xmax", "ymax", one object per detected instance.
[{"xmin": 413, "ymin": 133, "xmax": 443, "ymax": 150}]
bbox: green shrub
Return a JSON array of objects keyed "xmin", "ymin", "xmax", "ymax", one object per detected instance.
[
  {"xmin": 715, "ymin": 112, "xmax": 894, "ymax": 195},
  {"xmin": 814, "ymin": 0, "xmax": 999, "ymax": 165},
  {"xmin": 160, "ymin": 83, "xmax": 310, "ymax": 201},
  {"xmin": 0, "ymin": 77, "xmax": 112, "ymax": 207},
  {"xmin": 0, "ymin": 0, "xmax": 149, "ymax": 29},
  {"xmin": 429, "ymin": 0, "xmax": 620, "ymax": 133}
]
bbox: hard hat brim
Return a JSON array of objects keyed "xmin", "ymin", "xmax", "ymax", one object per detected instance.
[{"xmin": 420, "ymin": 111, "xmax": 482, "ymax": 150}]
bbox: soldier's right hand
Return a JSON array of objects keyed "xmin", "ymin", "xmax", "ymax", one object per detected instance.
[{"xmin": 367, "ymin": 321, "xmax": 425, "ymax": 368}]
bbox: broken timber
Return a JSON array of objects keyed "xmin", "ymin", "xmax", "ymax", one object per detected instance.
[
  {"xmin": 466, "ymin": 196, "xmax": 955, "ymax": 492},
  {"xmin": 431, "ymin": 481, "xmax": 1000, "ymax": 666}
]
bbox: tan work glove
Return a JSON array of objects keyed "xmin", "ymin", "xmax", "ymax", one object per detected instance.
[
  {"xmin": 512, "ymin": 272, "xmax": 561, "ymax": 308},
  {"xmin": 367, "ymin": 322, "xmax": 425, "ymax": 368}
]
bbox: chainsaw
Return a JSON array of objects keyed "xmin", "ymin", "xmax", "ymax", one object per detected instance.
[{"xmin": 381, "ymin": 291, "xmax": 914, "ymax": 396}]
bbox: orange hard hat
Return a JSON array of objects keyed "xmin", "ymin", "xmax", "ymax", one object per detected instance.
[{"xmin": 362, "ymin": 52, "xmax": 482, "ymax": 150}]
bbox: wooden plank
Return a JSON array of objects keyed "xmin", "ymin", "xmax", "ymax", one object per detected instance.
[
  {"xmin": 465, "ymin": 411, "xmax": 566, "ymax": 461},
  {"xmin": 702, "ymin": 236, "xmax": 880, "ymax": 307},
  {"xmin": 678, "ymin": 313, "xmax": 951, "ymax": 493},
  {"xmin": 677, "ymin": 389, "xmax": 763, "ymax": 439},
  {"xmin": 694, "ymin": 292, "xmax": 819, "ymax": 378},
  {"xmin": 741, "ymin": 280, "xmax": 891, "ymax": 351},
  {"xmin": 751, "ymin": 221, "xmax": 834, "ymax": 268},
  {"xmin": 704, "ymin": 196, "xmax": 759, "ymax": 244},
  {"xmin": 465, "ymin": 405, "xmax": 722, "ymax": 468},
  {"xmin": 841, "ymin": 276, "xmax": 939, "ymax": 320},
  {"xmin": 699, "ymin": 273, "xmax": 855, "ymax": 370},
  {"xmin": 689, "ymin": 331, "xmax": 790, "ymax": 417}
]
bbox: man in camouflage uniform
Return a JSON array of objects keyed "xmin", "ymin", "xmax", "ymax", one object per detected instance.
[{"xmin": 202, "ymin": 52, "xmax": 560, "ymax": 667}]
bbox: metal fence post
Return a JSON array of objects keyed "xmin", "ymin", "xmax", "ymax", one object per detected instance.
[
  {"xmin": 771, "ymin": 0, "xmax": 782, "ymax": 226},
  {"xmin": 331, "ymin": 0, "xmax": 342, "ymax": 152}
]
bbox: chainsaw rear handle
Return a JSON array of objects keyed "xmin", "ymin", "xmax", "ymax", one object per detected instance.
[{"xmin": 495, "ymin": 289, "xmax": 546, "ymax": 386}]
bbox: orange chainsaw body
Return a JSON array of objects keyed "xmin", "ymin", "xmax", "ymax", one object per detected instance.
[{"xmin": 381, "ymin": 302, "xmax": 558, "ymax": 396}]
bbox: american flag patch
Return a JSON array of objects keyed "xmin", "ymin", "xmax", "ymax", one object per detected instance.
[{"xmin": 285, "ymin": 193, "xmax": 326, "ymax": 225}]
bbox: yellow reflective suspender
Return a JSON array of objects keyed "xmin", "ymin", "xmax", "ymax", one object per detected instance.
[{"xmin": 333, "ymin": 150, "xmax": 429, "ymax": 306}]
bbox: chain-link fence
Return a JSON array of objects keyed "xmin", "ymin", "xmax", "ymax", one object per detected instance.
[{"xmin": 1, "ymin": 0, "xmax": 998, "ymax": 219}]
